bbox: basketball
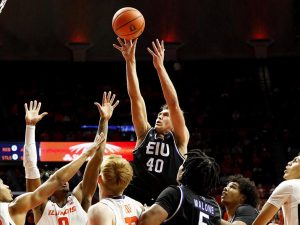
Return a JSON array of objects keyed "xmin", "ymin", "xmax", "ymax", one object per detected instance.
[{"xmin": 112, "ymin": 7, "xmax": 145, "ymax": 40}]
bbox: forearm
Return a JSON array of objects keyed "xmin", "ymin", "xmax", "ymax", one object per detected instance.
[
  {"xmin": 82, "ymin": 150, "xmax": 103, "ymax": 195},
  {"xmin": 82, "ymin": 119, "xmax": 107, "ymax": 199},
  {"xmin": 97, "ymin": 118, "xmax": 108, "ymax": 137},
  {"xmin": 156, "ymin": 66, "xmax": 179, "ymax": 107},
  {"xmin": 53, "ymin": 152, "xmax": 89, "ymax": 184},
  {"xmin": 25, "ymin": 125, "xmax": 35, "ymax": 146},
  {"xmin": 24, "ymin": 125, "xmax": 40, "ymax": 180},
  {"xmin": 126, "ymin": 61, "xmax": 142, "ymax": 98}
]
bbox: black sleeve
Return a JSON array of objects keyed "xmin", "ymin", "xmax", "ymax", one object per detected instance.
[
  {"xmin": 234, "ymin": 205, "xmax": 259, "ymax": 225},
  {"xmin": 155, "ymin": 185, "xmax": 181, "ymax": 217}
]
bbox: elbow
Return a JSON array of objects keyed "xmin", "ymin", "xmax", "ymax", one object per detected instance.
[{"xmin": 139, "ymin": 212, "xmax": 152, "ymax": 225}]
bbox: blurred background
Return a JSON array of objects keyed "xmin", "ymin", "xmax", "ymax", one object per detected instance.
[{"xmin": 0, "ymin": 1, "xmax": 300, "ymax": 221}]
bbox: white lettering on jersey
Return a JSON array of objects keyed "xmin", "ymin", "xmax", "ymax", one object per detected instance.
[
  {"xmin": 146, "ymin": 142, "xmax": 169, "ymax": 157},
  {"xmin": 194, "ymin": 199, "xmax": 215, "ymax": 215}
]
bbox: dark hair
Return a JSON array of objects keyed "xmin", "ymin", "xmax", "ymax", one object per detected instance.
[
  {"xmin": 227, "ymin": 174, "xmax": 260, "ymax": 208},
  {"xmin": 181, "ymin": 149, "xmax": 220, "ymax": 196}
]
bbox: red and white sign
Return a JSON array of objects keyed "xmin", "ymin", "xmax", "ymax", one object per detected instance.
[{"xmin": 40, "ymin": 142, "xmax": 136, "ymax": 162}]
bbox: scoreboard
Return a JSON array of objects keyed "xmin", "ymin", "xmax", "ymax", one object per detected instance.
[{"xmin": 0, "ymin": 142, "xmax": 28, "ymax": 161}]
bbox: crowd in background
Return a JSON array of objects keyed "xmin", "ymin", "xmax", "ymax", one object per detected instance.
[{"xmin": 0, "ymin": 58, "xmax": 299, "ymax": 224}]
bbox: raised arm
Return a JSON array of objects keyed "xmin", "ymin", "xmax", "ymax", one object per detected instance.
[
  {"xmin": 10, "ymin": 133, "xmax": 105, "ymax": 217},
  {"xmin": 73, "ymin": 91, "xmax": 119, "ymax": 211},
  {"xmin": 147, "ymin": 39, "xmax": 189, "ymax": 155},
  {"xmin": 23, "ymin": 100, "xmax": 48, "ymax": 192},
  {"xmin": 113, "ymin": 38, "xmax": 150, "ymax": 143},
  {"xmin": 252, "ymin": 202, "xmax": 279, "ymax": 225}
]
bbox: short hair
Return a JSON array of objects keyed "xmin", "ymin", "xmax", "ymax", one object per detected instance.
[
  {"xmin": 100, "ymin": 154, "xmax": 133, "ymax": 195},
  {"xmin": 180, "ymin": 149, "xmax": 220, "ymax": 196},
  {"xmin": 227, "ymin": 174, "xmax": 260, "ymax": 208},
  {"xmin": 160, "ymin": 104, "xmax": 168, "ymax": 111},
  {"xmin": 160, "ymin": 104, "xmax": 186, "ymax": 115}
]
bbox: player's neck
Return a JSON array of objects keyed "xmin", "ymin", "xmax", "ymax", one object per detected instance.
[
  {"xmin": 225, "ymin": 204, "xmax": 240, "ymax": 220},
  {"xmin": 101, "ymin": 189, "xmax": 123, "ymax": 199},
  {"xmin": 51, "ymin": 194, "xmax": 68, "ymax": 207}
]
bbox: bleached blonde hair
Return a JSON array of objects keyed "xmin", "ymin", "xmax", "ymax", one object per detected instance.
[{"xmin": 100, "ymin": 154, "xmax": 133, "ymax": 195}]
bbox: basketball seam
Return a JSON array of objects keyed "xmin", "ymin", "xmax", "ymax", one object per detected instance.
[
  {"xmin": 114, "ymin": 15, "xmax": 143, "ymax": 31},
  {"xmin": 113, "ymin": 9, "xmax": 137, "ymax": 28},
  {"xmin": 119, "ymin": 21, "xmax": 145, "ymax": 37}
]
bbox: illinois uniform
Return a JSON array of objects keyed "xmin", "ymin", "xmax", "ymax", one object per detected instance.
[
  {"xmin": 36, "ymin": 195, "xmax": 87, "ymax": 225},
  {"xmin": 100, "ymin": 195, "xmax": 143, "ymax": 225},
  {"xmin": 125, "ymin": 128, "xmax": 185, "ymax": 204},
  {"xmin": 156, "ymin": 185, "xmax": 221, "ymax": 225},
  {"xmin": 0, "ymin": 202, "xmax": 15, "ymax": 225},
  {"xmin": 267, "ymin": 179, "xmax": 300, "ymax": 225}
]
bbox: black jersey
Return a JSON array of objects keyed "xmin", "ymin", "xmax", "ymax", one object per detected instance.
[
  {"xmin": 156, "ymin": 185, "xmax": 221, "ymax": 225},
  {"xmin": 229, "ymin": 204, "xmax": 259, "ymax": 225},
  {"xmin": 124, "ymin": 128, "xmax": 185, "ymax": 205}
]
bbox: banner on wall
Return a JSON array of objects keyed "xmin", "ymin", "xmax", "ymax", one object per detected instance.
[
  {"xmin": 0, "ymin": 142, "xmax": 136, "ymax": 162},
  {"xmin": 39, "ymin": 142, "xmax": 136, "ymax": 162}
]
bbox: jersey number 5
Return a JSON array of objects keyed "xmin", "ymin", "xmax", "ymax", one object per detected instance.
[{"xmin": 199, "ymin": 211, "xmax": 209, "ymax": 225}]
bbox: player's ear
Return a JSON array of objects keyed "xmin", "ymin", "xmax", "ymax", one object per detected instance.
[
  {"xmin": 98, "ymin": 174, "xmax": 103, "ymax": 184},
  {"xmin": 240, "ymin": 194, "xmax": 246, "ymax": 204}
]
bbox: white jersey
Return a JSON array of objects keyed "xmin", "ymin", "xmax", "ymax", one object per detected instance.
[
  {"xmin": 100, "ymin": 195, "xmax": 143, "ymax": 225},
  {"xmin": 0, "ymin": 203, "xmax": 16, "ymax": 225},
  {"xmin": 267, "ymin": 179, "xmax": 300, "ymax": 225},
  {"xmin": 36, "ymin": 195, "xmax": 87, "ymax": 225}
]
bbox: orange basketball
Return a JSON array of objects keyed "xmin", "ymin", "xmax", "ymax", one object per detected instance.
[{"xmin": 112, "ymin": 7, "xmax": 145, "ymax": 40}]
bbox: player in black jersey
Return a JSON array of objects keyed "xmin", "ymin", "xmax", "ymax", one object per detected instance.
[
  {"xmin": 221, "ymin": 174, "xmax": 259, "ymax": 225},
  {"xmin": 139, "ymin": 149, "xmax": 222, "ymax": 225},
  {"xmin": 113, "ymin": 38, "xmax": 189, "ymax": 205}
]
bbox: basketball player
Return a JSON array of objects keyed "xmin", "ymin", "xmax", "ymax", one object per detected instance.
[
  {"xmin": 253, "ymin": 153, "xmax": 300, "ymax": 225},
  {"xmin": 221, "ymin": 174, "xmax": 259, "ymax": 225},
  {"xmin": 0, "ymin": 133, "xmax": 104, "ymax": 225},
  {"xmin": 138, "ymin": 149, "xmax": 221, "ymax": 225},
  {"xmin": 23, "ymin": 91, "xmax": 119, "ymax": 225},
  {"xmin": 87, "ymin": 154, "xmax": 144, "ymax": 225},
  {"xmin": 113, "ymin": 38, "xmax": 189, "ymax": 205}
]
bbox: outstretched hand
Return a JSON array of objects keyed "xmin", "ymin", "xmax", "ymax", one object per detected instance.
[
  {"xmin": 24, "ymin": 100, "xmax": 48, "ymax": 126},
  {"xmin": 94, "ymin": 91, "xmax": 119, "ymax": 121},
  {"xmin": 113, "ymin": 37, "xmax": 137, "ymax": 62},
  {"xmin": 147, "ymin": 39, "xmax": 165, "ymax": 69}
]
